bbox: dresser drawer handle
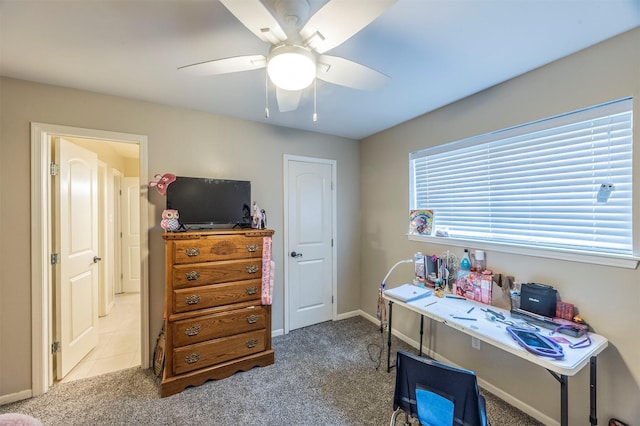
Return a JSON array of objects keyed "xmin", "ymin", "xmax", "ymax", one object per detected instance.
[
  {"xmin": 245, "ymin": 265, "xmax": 259, "ymax": 274},
  {"xmin": 185, "ymin": 247, "xmax": 200, "ymax": 257},
  {"xmin": 185, "ymin": 353, "xmax": 200, "ymax": 364},
  {"xmin": 185, "ymin": 271, "xmax": 200, "ymax": 281},
  {"xmin": 185, "ymin": 325, "xmax": 201, "ymax": 336},
  {"xmin": 185, "ymin": 295, "xmax": 201, "ymax": 305},
  {"xmin": 246, "ymin": 286, "xmax": 258, "ymax": 295},
  {"xmin": 246, "ymin": 339, "xmax": 258, "ymax": 348},
  {"xmin": 247, "ymin": 314, "xmax": 259, "ymax": 324},
  {"xmin": 246, "ymin": 244, "xmax": 258, "ymax": 252}
]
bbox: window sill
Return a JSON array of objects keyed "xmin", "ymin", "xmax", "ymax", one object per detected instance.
[{"xmin": 407, "ymin": 234, "xmax": 639, "ymax": 270}]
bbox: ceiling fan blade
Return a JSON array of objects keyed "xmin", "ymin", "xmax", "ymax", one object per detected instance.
[
  {"xmin": 219, "ymin": 0, "xmax": 287, "ymax": 44},
  {"xmin": 276, "ymin": 87, "xmax": 302, "ymax": 112},
  {"xmin": 178, "ymin": 55, "xmax": 266, "ymax": 76},
  {"xmin": 316, "ymin": 55, "xmax": 389, "ymax": 91},
  {"xmin": 300, "ymin": 0, "xmax": 397, "ymax": 54}
]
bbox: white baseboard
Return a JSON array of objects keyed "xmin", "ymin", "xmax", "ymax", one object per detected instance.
[
  {"xmin": 357, "ymin": 311, "xmax": 558, "ymax": 426},
  {"xmin": 0, "ymin": 389, "xmax": 32, "ymax": 406},
  {"xmin": 336, "ymin": 310, "xmax": 361, "ymax": 321},
  {"xmin": 272, "ymin": 328, "xmax": 284, "ymax": 338}
]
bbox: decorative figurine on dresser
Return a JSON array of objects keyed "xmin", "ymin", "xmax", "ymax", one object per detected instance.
[{"xmin": 161, "ymin": 228, "xmax": 274, "ymax": 397}]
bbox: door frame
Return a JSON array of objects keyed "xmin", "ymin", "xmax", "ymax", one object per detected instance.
[
  {"xmin": 30, "ymin": 122, "xmax": 149, "ymax": 395},
  {"xmin": 282, "ymin": 155, "xmax": 337, "ymax": 335},
  {"xmin": 97, "ymin": 160, "xmax": 109, "ymax": 317},
  {"xmin": 112, "ymin": 169, "xmax": 123, "ymax": 294}
]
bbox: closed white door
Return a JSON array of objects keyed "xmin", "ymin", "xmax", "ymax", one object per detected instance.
[
  {"xmin": 286, "ymin": 158, "xmax": 334, "ymax": 331},
  {"xmin": 55, "ymin": 138, "xmax": 99, "ymax": 379},
  {"xmin": 121, "ymin": 177, "xmax": 140, "ymax": 293}
]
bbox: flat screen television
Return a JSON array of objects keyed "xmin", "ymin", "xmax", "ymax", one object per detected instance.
[{"xmin": 166, "ymin": 176, "xmax": 251, "ymax": 229}]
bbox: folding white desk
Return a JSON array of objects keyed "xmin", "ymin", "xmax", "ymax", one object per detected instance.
[{"xmin": 383, "ymin": 292, "xmax": 608, "ymax": 426}]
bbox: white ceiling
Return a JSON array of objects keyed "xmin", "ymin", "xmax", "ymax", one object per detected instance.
[{"xmin": 1, "ymin": 0, "xmax": 639, "ymax": 140}]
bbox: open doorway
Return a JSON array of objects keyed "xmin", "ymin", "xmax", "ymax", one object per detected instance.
[
  {"xmin": 30, "ymin": 123, "xmax": 149, "ymax": 395},
  {"xmin": 53, "ymin": 136, "xmax": 141, "ymax": 383}
]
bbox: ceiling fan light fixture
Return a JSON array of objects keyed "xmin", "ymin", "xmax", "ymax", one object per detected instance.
[{"xmin": 267, "ymin": 45, "xmax": 316, "ymax": 91}]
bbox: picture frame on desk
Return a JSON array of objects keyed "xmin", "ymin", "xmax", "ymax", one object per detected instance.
[{"xmin": 409, "ymin": 209, "xmax": 434, "ymax": 236}]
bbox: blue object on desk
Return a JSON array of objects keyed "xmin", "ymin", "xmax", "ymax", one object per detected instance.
[
  {"xmin": 445, "ymin": 295, "xmax": 466, "ymax": 300},
  {"xmin": 481, "ymin": 308, "xmax": 505, "ymax": 320},
  {"xmin": 507, "ymin": 326, "xmax": 564, "ymax": 359}
]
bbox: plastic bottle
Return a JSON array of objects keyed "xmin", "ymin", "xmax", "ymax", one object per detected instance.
[
  {"xmin": 510, "ymin": 282, "xmax": 521, "ymax": 310},
  {"xmin": 475, "ymin": 250, "xmax": 485, "ymax": 272},
  {"xmin": 460, "ymin": 249, "xmax": 471, "ymax": 270}
]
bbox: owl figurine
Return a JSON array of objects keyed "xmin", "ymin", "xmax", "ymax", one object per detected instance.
[{"xmin": 161, "ymin": 209, "xmax": 180, "ymax": 232}]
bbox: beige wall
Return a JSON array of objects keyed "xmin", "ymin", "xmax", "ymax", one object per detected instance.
[
  {"xmin": 0, "ymin": 77, "xmax": 361, "ymax": 397},
  {"xmin": 360, "ymin": 28, "xmax": 640, "ymax": 424},
  {"xmin": 68, "ymin": 137, "xmax": 132, "ymax": 175}
]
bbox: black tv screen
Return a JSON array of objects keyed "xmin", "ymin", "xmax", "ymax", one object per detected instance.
[{"xmin": 166, "ymin": 176, "xmax": 251, "ymax": 229}]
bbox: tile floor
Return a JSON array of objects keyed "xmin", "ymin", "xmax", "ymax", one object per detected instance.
[{"xmin": 59, "ymin": 292, "xmax": 141, "ymax": 383}]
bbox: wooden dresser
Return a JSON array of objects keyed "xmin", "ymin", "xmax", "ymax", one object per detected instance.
[{"xmin": 161, "ymin": 228, "xmax": 274, "ymax": 397}]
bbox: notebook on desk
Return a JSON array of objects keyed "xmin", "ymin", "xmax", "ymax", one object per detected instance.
[{"xmin": 384, "ymin": 283, "xmax": 433, "ymax": 302}]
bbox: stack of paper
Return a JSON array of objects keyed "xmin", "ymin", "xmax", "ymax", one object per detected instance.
[{"xmin": 384, "ymin": 284, "xmax": 433, "ymax": 302}]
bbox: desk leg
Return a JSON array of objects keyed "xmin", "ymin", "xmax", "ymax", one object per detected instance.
[
  {"xmin": 548, "ymin": 370, "xmax": 569, "ymax": 426},
  {"xmin": 560, "ymin": 374, "xmax": 568, "ymax": 426},
  {"xmin": 589, "ymin": 356, "xmax": 597, "ymax": 426},
  {"xmin": 419, "ymin": 315, "xmax": 424, "ymax": 357},
  {"xmin": 386, "ymin": 301, "xmax": 394, "ymax": 373}
]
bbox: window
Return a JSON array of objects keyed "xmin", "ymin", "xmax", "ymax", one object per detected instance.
[{"xmin": 410, "ymin": 98, "xmax": 634, "ymax": 259}]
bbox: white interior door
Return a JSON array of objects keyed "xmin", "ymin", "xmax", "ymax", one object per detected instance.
[
  {"xmin": 121, "ymin": 177, "xmax": 140, "ymax": 293},
  {"xmin": 55, "ymin": 138, "xmax": 99, "ymax": 379},
  {"xmin": 287, "ymin": 158, "xmax": 334, "ymax": 331}
]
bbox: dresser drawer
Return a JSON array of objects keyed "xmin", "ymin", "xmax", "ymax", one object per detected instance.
[
  {"xmin": 171, "ymin": 305, "xmax": 267, "ymax": 347},
  {"xmin": 173, "ymin": 329, "xmax": 266, "ymax": 375},
  {"xmin": 173, "ymin": 235, "xmax": 264, "ymax": 264},
  {"xmin": 172, "ymin": 259, "xmax": 262, "ymax": 289},
  {"xmin": 173, "ymin": 279, "xmax": 262, "ymax": 313}
]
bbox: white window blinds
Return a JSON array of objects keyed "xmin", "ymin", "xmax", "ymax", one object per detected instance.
[{"xmin": 410, "ymin": 98, "xmax": 633, "ymax": 256}]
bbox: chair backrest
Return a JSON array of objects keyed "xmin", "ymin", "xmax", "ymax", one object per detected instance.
[{"xmin": 393, "ymin": 350, "xmax": 486, "ymax": 426}]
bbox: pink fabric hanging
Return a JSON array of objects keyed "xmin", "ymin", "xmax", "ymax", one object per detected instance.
[{"xmin": 261, "ymin": 236, "xmax": 273, "ymax": 305}]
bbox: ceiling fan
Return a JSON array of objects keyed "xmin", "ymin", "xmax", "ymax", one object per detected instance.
[{"xmin": 179, "ymin": 0, "xmax": 397, "ymax": 117}]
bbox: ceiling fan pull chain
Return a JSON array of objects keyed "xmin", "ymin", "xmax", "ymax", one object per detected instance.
[
  {"xmin": 264, "ymin": 70, "xmax": 270, "ymax": 119},
  {"xmin": 313, "ymin": 78, "xmax": 318, "ymax": 122}
]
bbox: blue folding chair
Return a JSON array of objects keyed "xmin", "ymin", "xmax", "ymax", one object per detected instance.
[{"xmin": 391, "ymin": 350, "xmax": 488, "ymax": 426}]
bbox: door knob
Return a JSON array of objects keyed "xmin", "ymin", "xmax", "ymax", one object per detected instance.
[
  {"xmin": 290, "ymin": 251, "xmax": 302, "ymax": 258},
  {"xmin": 93, "ymin": 256, "xmax": 102, "ymax": 263}
]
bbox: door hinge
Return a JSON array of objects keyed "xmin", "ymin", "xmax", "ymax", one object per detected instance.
[
  {"xmin": 49, "ymin": 163, "xmax": 59, "ymax": 176},
  {"xmin": 332, "ymin": 295, "xmax": 334, "ymax": 304},
  {"xmin": 331, "ymin": 238, "xmax": 334, "ymax": 247},
  {"xmin": 50, "ymin": 253, "xmax": 59, "ymax": 265},
  {"xmin": 51, "ymin": 341, "xmax": 61, "ymax": 354}
]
